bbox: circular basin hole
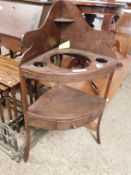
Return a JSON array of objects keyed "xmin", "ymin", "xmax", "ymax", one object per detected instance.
[
  {"xmin": 50, "ymin": 53, "xmax": 90, "ymax": 69},
  {"xmin": 96, "ymin": 57, "xmax": 107, "ymax": 63},
  {"xmin": 33, "ymin": 61, "xmax": 47, "ymax": 67}
]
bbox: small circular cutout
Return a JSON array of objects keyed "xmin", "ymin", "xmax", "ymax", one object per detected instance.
[
  {"xmin": 96, "ymin": 57, "xmax": 107, "ymax": 63},
  {"xmin": 33, "ymin": 61, "xmax": 47, "ymax": 67}
]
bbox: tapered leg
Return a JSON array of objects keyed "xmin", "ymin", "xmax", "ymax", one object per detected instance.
[
  {"xmin": 24, "ymin": 122, "xmax": 30, "ymax": 162},
  {"xmin": 0, "ymin": 101, "xmax": 5, "ymax": 123},
  {"xmin": 11, "ymin": 87, "xmax": 19, "ymax": 131},
  {"xmin": 35, "ymin": 80, "xmax": 40, "ymax": 101},
  {"xmin": 4, "ymin": 90, "xmax": 12, "ymax": 120},
  {"xmin": 96, "ymin": 114, "xmax": 103, "ymax": 144}
]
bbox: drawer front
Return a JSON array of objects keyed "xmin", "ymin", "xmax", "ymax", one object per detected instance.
[{"xmin": 56, "ymin": 114, "xmax": 99, "ymax": 130}]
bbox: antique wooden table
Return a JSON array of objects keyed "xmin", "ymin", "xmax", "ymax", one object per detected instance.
[
  {"xmin": 0, "ymin": 55, "xmax": 20, "ymax": 128},
  {"xmin": 0, "ymin": 66, "xmax": 20, "ymax": 161},
  {"xmin": 0, "ymin": 56, "xmax": 19, "ymax": 87},
  {"xmin": 0, "ymin": 0, "xmax": 51, "ymax": 56}
]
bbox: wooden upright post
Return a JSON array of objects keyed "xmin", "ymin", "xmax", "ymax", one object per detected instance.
[{"xmin": 102, "ymin": 0, "xmax": 115, "ymax": 31}]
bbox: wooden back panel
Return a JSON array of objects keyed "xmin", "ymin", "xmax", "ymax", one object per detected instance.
[
  {"xmin": 20, "ymin": 1, "xmax": 61, "ymax": 64},
  {"xmin": 60, "ymin": 1, "xmax": 116, "ymax": 58},
  {"xmin": 21, "ymin": 1, "xmax": 116, "ymax": 64}
]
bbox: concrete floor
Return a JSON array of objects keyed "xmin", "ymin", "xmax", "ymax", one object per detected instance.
[{"xmin": 0, "ymin": 70, "xmax": 131, "ymax": 175}]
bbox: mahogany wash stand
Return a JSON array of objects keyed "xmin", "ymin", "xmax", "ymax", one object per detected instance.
[{"xmin": 19, "ymin": 1, "xmax": 119, "ymax": 161}]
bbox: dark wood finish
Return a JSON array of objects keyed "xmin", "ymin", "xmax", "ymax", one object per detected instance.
[
  {"xmin": 21, "ymin": 48, "xmax": 117, "ymax": 83},
  {"xmin": 20, "ymin": 1, "xmax": 119, "ymax": 162},
  {"xmin": 20, "ymin": 0, "xmax": 117, "ymax": 65},
  {"xmin": 27, "ymin": 85, "xmax": 105, "ymax": 130}
]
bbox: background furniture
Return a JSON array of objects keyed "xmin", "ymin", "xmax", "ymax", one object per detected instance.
[
  {"xmin": 117, "ymin": 1, "xmax": 131, "ymax": 9},
  {"xmin": 0, "ymin": 0, "xmax": 51, "ymax": 57},
  {"xmin": 71, "ymin": 0, "xmax": 126, "ymax": 30},
  {"xmin": 115, "ymin": 12, "xmax": 131, "ymax": 56},
  {"xmin": 0, "ymin": 55, "xmax": 22, "ymax": 161},
  {"xmin": 0, "ymin": 55, "xmax": 21, "ymax": 130},
  {"xmin": 0, "ymin": 0, "xmax": 126, "ymax": 57}
]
